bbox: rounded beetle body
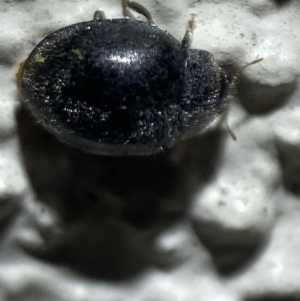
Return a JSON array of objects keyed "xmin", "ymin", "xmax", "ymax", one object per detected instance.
[{"xmin": 19, "ymin": 10, "xmax": 232, "ymax": 156}]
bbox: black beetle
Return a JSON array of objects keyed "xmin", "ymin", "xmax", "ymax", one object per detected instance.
[{"xmin": 18, "ymin": 0, "xmax": 233, "ymax": 156}]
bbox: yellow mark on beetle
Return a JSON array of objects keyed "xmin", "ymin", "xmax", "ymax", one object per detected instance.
[
  {"xmin": 72, "ymin": 49, "xmax": 84, "ymax": 60},
  {"xmin": 36, "ymin": 54, "xmax": 47, "ymax": 63}
]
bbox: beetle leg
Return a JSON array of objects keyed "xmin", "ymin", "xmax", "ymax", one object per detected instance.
[
  {"xmin": 234, "ymin": 58, "xmax": 264, "ymax": 82},
  {"xmin": 122, "ymin": 0, "xmax": 155, "ymax": 24},
  {"xmin": 123, "ymin": 6, "xmax": 136, "ymax": 20},
  {"xmin": 182, "ymin": 14, "xmax": 196, "ymax": 51},
  {"xmin": 93, "ymin": 10, "xmax": 106, "ymax": 21}
]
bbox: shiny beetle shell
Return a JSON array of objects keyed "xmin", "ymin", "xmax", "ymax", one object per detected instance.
[{"xmin": 18, "ymin": 4, "xmax": 232, "ymax": 156}]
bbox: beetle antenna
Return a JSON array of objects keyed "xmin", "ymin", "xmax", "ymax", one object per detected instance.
[
  {"xmin": 182, "ymin": 14, "xmax": 196, "ymax": 51},
  {"xmin": 225, "ymin": 118, "xmax": 237, "ymax": 141},
  {"xmin": 234, "ymin": 58, "xmax": 263, "ymax": 85},
  {"xmin": 224, "ymin": 58, "xmax": 263, "ymax": 141},
  {"xmin": 219, "ymin": 109, "xmax": 237, "ymax": 141}
]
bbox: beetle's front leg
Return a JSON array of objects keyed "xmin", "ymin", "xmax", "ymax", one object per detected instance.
[
  {"xmin": 93, "ymin": 10, "xmax": 106, "ymax": 21},
  {"xmin": 122, "ymin": 0, "xmax": 155, "ymax": 24}
]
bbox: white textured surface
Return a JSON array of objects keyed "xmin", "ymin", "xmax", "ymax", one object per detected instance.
[{"xmin": 1, "ymin": 0, "xmax": 300, "ymax": 300}]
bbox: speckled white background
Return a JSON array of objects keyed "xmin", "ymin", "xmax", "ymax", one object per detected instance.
[{"xmin": 0, "ymin": 0, "xmax": 300, "ymax": 300}]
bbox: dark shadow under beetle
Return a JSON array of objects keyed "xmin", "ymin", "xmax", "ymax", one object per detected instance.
[{"xmin": 16, "ymin": 107, "xmax": 265, "ymax": 279}]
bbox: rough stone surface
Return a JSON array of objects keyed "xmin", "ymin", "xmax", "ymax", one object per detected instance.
[{"xmin": 0, "ymin": 0, "xmax": 300, "ymax": 300}]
